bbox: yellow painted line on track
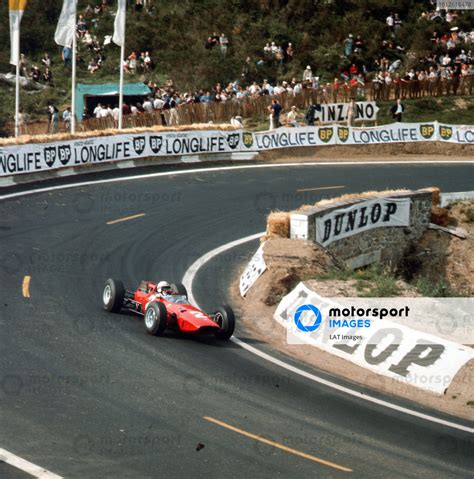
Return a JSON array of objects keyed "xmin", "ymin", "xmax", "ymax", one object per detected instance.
[
  {"xmin": 297, "ymin": 185, "xmax": 345, "ymax": 192},
  {"xmin": 106, "ymin": 213, "xmax": 146, "ymax": 225},
  {"xmin": 22, "ymin": 276, "xmax": 31, "ymax": 298},
  {"xmin": 203, "ymin": 416, "xmax": 353, "ymax": 473}
]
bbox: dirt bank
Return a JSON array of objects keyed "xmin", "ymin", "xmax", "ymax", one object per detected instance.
[{"xmin": 232, "ymin": 210, "xmax": 474, "ymax": 420}]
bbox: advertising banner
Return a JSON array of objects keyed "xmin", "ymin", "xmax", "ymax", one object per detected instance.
[
  {"xmin": 0, "ymin": 129, "xmax": 241, "ymax": 176},
  {"xmin": 275, "ymin": 283, "xmax": 474, "ymax": 394},
  {"xmin": 314, "ymin": 101, "xmax": 379, "ymax": 123},
  {"xmin": 244, "ymin": 126, "xmax": 337, "ymax": 151},
  {"xmin": 239, "ymin": 243, "xmax": 267, "ymax": 297},
  {"xmin": 437, "ymin": 124, "xmax": 474, "ymax": 144},
  {"xmin": 315, "ymin": 197, "xmax": 411, "ymax": 247},
  {"xmin": 337, "ymin": 122, "xmax": 438, "ymax": 145},
  {"xmin": 1, "ymin": 121, "xmax": 472, "ymax": 177}
]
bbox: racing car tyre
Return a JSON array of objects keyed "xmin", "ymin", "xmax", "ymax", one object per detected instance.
[
  {"xmin": 103, "ymin": 279, "xmax": 125, "ymax": 313},
  {"xmin": 144, "ymin": 301, "xmax": 167, "ymax": 336},
  {"xmin": 213, "ymin": 305, "xmax": 235, "ymax": 340},
  {"xmin": 171, "ymin": 283, "xmax": 188, "ymax": 297}
]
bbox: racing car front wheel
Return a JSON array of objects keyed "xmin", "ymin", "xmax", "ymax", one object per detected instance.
[
  {"xmin": 144, "ymin": 301, "xmax": 167, "ymax": 336},
  {"xmin": 103, "ymin": 279, "xmax": 125, "ymax": 313},
  {"xmin": 171, "ymin": 283, "xmax": 188, "ymax": 297},
  {"xmin": 213, "ymin": 305, "xmax": 235, "ymax": 340}
]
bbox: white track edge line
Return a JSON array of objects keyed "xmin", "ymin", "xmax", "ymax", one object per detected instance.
[
  {"xmin": 1, "ymin": 161, "xmax": 473, "ymax": 201},
  {"xmin": 181, "ymin": 232, "xmax": 474, "ymax": 434},
  {"xmin": 0, "ymin": 448, "xmax": 63, "ymax": 479}
]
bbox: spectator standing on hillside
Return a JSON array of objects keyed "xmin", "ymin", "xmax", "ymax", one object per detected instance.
[
  {"xmin": 62, "ymin": 46, "xmax": 72, "ymax": 67},
  {"xmin": 386, "ymin": 13, "xmax": 394, "ymax": 31},
  {"xmin": 354, "ymin": 35, "xmax": 364, "ymax": 54},
  {"xmin": 305, "ymin": 103, "xmax": 321, "ymax": 126},
  {"xmin": 268, "ymin": 99, "xmax": 282, "ymax": 129},
  {"xmin": 286, "ymin": 106, "xmax": 300, "ymax": 127},
  {"xmin": 390, "ymin": 98, "xmax": 404, "ymax": 122},
  {"xmin": 219, "ymin": 33, "xmax": 229, "ymax": 55},
  {"xmin": 77, "ymin": 15, "xmax": 87, "ymax": 37},
  {"xmin": 93, "ymin": 103, "xmax": 103, "ymax": 118},
  {"xmin": 19, "ymin": 54, "xmax": 29, "ymax": 77},
  {"xmin": 144, "ymin": 51, "xmax": 153, "ymax": 70},
  {"xmin": 30, "ymin": 65, "xmax": 41, "ymax": 83},
  {"xmin": 286, "ymin": 43, "xmax": 294, "ymax": 60},
  {"xmin": 16, "ymin": 111, "xmax": 27, "ymax": 135},
  {"xmin": 143, "ymin": 97, "xmax": 154, "ymax": 113},
  {"xmin": 128, "ymin": 52, "xmax": 137, "ymax": 74},
  {"xmin": 62, "ymin": 107, "xmax": 72, "ymax": 131},
  {"xmin": 51, "ymin": 106, "xmax": 59, "ymax": 133},
  {"xmin": 344, "ymin": 34, "xmax": 353, "ymax": 56},
  {"xmin": 205, "ymin": 36, "xmax": 214, "ymax": 49},
  {"xmin": 41, "ymin": 53, "xmax": 51, "ymax": 68},
  {"xmin": 303, "ymin": 65, "xmax": 313, "ymax": 81},
  {"xmin": 42, "ymin": 67, "xmax": 53, "ymax": 85}
]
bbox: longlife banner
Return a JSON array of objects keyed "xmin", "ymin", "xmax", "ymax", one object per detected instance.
[{"xmin": 0, "ymin": 122, "xmax": 473, "ymax": 177}]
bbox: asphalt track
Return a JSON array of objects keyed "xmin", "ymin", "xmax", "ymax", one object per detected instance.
[{"xmin": 1, "ymin": 162, "xmax": 473, "ymax": 479}]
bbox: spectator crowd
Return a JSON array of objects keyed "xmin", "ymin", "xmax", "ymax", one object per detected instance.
[{"xmin": 9, "ymin": 3, "xmax": 474, "ymax": 134}]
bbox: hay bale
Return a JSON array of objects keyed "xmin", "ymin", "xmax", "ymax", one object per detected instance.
[
  {"xmin": 423, "ymin": 187, "xmax": 441, "ymax": 206},
  {"xmin": 298, "ymin": 189, "xmax": 411, "ymax": 211},
  {"xmin": 0, "ymin": 123, "xmax": 237, "ymax": 147},
  {"xmin": 266, "ymin": 211, "xmax": 290, "ymax": 239}
]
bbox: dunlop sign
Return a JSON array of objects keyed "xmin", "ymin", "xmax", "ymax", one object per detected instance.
[{"xmin": 315, "ymin": 197, "xmax": 411, "ymax": 246}]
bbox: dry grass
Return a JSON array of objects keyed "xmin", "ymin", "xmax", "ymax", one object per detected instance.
[
  {"xmin": 0, "ymin": 123, "xmax": 237, "ymax": 147},
  {"xmin": 303, "ymin": 189, "xmax": 412, "ymax": 210},
  {"xmin": 265, "ymin": 211, "xmax": 290, "ymax": 239}
]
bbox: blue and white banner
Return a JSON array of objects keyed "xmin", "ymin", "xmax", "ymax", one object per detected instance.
[
  {"xmin": 0, "ymin": 121, "xmax": 472, "ymax": 177},
  {"xmin": 0, "ymin": 130, "xmax": 241, "ymax": 176}
]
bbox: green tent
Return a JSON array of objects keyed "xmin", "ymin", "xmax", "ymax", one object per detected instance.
[{"xmin": 75, "ymin": 82, "xmax": 152, "ymax": 120}]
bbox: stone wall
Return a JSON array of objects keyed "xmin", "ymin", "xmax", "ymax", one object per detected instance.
[{"xmin": 290, "ymin": 190, "xmax": 433, "ymax": 269}]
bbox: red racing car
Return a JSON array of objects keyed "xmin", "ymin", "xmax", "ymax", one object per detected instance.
[{"xmin": 102, "ymin": 279, "xmax": 235, "ymax": 340}]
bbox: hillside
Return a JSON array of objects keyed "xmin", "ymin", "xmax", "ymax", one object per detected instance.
[{"xmin": 0, "ymin": 0, "xmax": 473, "ymax": 134}]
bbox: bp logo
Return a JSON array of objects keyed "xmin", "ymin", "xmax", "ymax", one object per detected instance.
[
  {"xmin": 420, "ymin": 124, "xmax": 435, "ymax": 140},
  {"xmin": 227, "ymin": 133, "xmax": 240, "ymax": 150},
  {"xmin": 439, "ymin": 126, "xmax": 453, "ymax": 140},
  {"xmin": 133, "ymin": 136, "xmax": 146, "ymax": 155},
  {"xmin": 149, "ymin": 136, "xmax": 163, "ymax": 154},
  {"xmin": 318, "ymin": 127, "xmax": 334, "ymax": 143},
  {"xmin": 242, "ymin": 131, "xmax": 254, "ymax": 149},
  {"xmin": 294, "ymin": 304, "xmax": 323, "ymax": 332},
  {"xmin": 337, "ymin": 127, "xmax": 349, "ymax": 143},
  {"xmin": 58, "ymin": 145, "xmax": 72, "ymax": 166}
]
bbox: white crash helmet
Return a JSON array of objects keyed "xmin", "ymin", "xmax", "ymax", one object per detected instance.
[{"xmin": 157, "ymin": 281, "xmax": 171, "ymax": 293}]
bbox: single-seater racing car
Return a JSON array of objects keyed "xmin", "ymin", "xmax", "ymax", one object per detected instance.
[{"xmin": 102, "ymin": 279, "xmax": 235, "ymax": 340}]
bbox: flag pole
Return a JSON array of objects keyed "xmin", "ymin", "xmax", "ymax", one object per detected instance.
[
  {"xmin": 118, "ymin": 12, "xmax": 126, "ymax": 130},
  {"xmin": 14, "ymin": 27, "xmax": 20, "ymax": 138},
  {"xmin": 71, "ymin": 5, "xmax": 77, "ymax": 134}
]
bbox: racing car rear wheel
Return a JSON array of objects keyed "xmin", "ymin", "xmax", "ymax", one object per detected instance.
[
  {"xmin": 103, "ymin": 279, "xmax": 125, "ymax": 313},
  {"xmin": 171, "ymin": 283, "xmax": 188, "ymax": 297},
  {"xmin": 144, "ymin": 301, "xmax": 167, "ymax": 336},
  {"xmin": 213, "ymin": 305, "xmax": 235, "ymax": 340}
]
